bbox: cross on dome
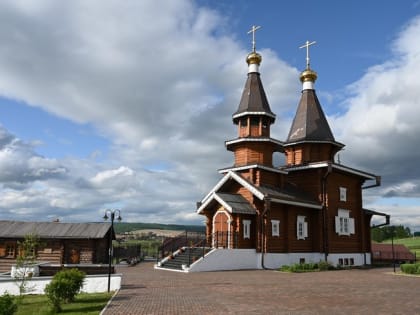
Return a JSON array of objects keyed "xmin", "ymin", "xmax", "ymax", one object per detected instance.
[
  {"xmin": 299, "ymin": 40, "xmax": 316, "ymax": 69},
  {"xmin": 247, "ymin": 25, "xmax": 261, "ymax": 52}
]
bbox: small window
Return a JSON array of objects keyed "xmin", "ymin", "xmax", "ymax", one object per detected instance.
[
  {"xmin": 243, "ymin": 220, "xmax": 251, "ymax": 239},
  {"xmin": 6, "ymin": 243, "xmax": 16, "ymax": 258},
  {"xmin": 344, "ymin": 258, "xmax": 349, "ymax": 266},
  {"xmin": 350, "ymin": 258, "xmax": 354, "ymax": 265},
  {"xmin": 338, "ymin": 258, "xmax": 343, "ymax": 265},
  {"xmin": 299, "ymin": 258, "xmax": 305, "ymax": 264},
  {"xmin": 335, "ymin": 209, "xmax": 355, "ymax": 236},
  {"xmin": 271, "ymin": 220, "xmax": 280, "ymax": 237},
  {"xmin": 339, "ymin": 187, "xmax": 347, "ymax": 202},
  {"xmin": 240, "ymin": 118, "xmax": 248, "ymax": 127},
  {"xmin": 250, "ymin": 117, "xmax": 259, "ymax": 126},
  {"xmin": 296, "ymin": 216, "xmax": 308, "ymax": 240}
]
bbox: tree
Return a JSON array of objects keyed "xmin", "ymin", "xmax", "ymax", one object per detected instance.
[
  {"xmin": 0, "ymin": 293, "xmax": 17, "ymax": 315},
  {"xmin": 13, "ymin": 233, "xmax": 42, "ymax": 297},
  {"xmin": 371, "ymin": 225, "xmax": 411, "ymax": 242},
  {"xmin": 45, "ymin": 268, "xmax": 86, "ymax": 312}
]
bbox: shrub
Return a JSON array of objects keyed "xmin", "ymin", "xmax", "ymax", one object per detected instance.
[
  {"xmin": 400, "ymin": 263, "xmax": 420, "ymax": 275},
  {"xmin": 0, "ymin": 293, "xmax": 17, "ymax": 315},
  {"xmin": 45, "ymin": 268, "xmax": 86, "ymax": 312},
  {"xmin": 288, "ymin": 263, "xmax": 318, "ymax": 272},
  {"xmin": 318, "ymin": 260, "xmax": 331, "ymax": 271}
]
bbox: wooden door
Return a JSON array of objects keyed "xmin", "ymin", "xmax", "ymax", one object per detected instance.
[
  {"xmin": 213, "ymin": 211, "xmax": 230, "ymax": 248},
  {"xmin": 69, "ymin": 248, "xmax": 80, "ymax": 264}
]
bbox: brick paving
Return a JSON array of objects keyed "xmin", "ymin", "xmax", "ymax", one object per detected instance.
[{"xmin": 102, "ymin": 262, "xmax": 420, "ymax": 315}]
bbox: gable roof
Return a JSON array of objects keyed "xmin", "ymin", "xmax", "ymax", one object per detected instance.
[
  {"xmin": 198, "ymin": 193, "xmax": 257, "ymax": 215},
  {"xmin": 232, "ymin": 72, "xmax": 276, "ymax": 123},
  {"xmin": 199, "ymin": 171, "xmax": 264, "ymax": 207},
  {"xmin": 0, "ymin": 221, "xmax": 112, "ymax": 239},
  {"xmin": 371, "ymin": 243, "xmax": 415, "ymax": 261},
  {"xmin": 285, "ymin": 89, "xmax": 344, "ymax": 149},
  {"xmin": 197, "ymin": 171, "xmax": 322, "ymax": 214}
]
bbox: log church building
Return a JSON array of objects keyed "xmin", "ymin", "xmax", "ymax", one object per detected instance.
[{"xmin": 192, "ymin": 29, "xmax": 389, "ymax": 271}]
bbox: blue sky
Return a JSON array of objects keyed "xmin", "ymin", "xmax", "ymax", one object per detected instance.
[{"xmin": 0, "ymin": 0, "xmax": 420, "ymax": 232}]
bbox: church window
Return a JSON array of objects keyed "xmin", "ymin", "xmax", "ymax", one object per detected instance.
[
  {"xmin": 335, "ymin": 209, "xmax": 355, "ymax": 236},
  {"xmin": 243, "ymin": 220, "xmax": 251, "ymax": 239},
  {"xmin": 339, "ymin": 187, "xmax": 347, "ymax": 202},
  {"xmin": 271, "ymin": 220, "xmax": 280, "ymax": 237},
  {"xmin": 296, "ymin": 216, "xmax": 308, "ymax": 240},
  {"xmin": 250, "ymin": 117, "xmax": 259, "ymax": 126},
  {"xmin": 240, "ymin": 118, "xmax": 248, "ymax": 127}
]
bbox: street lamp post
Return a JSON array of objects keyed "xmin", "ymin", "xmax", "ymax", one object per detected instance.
[
  {"xmin": 103, "ymin": 209, "xmax": 122, "ymax": 292},
  {"xmin": 391, "ymin": 225, "xmax": 396, "ymax": 273}
]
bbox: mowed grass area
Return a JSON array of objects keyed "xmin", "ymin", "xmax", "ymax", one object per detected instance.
[
  {"xmin": 16, "ymin": 292, "xmax": 113, "ymax": 315},
  {"xmin": 384, "ymin": 237, "xmax": 420, "ymax": 259}
]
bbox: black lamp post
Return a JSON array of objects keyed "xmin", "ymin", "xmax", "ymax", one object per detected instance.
[
  {"xmin": 391, "ymin": 225, "xmax": 396, "ymax": 273},
  {"xmin": 103, "ymin": 209, "xmax": 122, "ymax": 292}
]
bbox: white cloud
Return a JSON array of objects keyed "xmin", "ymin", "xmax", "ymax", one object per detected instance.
[
  {"xmin": 0, "ymin": 126, "xmax": 67, "ymax": 185},
  {"xmin": 331, "ymin": 15, "xmax": 420, "ymax": 227},
  {"xmin": 0, "ymin": 1, "xmax": 418, "ymax": 229}
]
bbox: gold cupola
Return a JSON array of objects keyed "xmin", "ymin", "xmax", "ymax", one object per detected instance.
[
  {"xmin": 299, "ymin": 40, "xmax": 317, "ymax": 90},
  {"xmin": 300, "ymin": 68, "xmax": 317, "ymax": 83},
  {"xmin": 246, "ymin": 51, "xmax": 262, "ymax": 65}
]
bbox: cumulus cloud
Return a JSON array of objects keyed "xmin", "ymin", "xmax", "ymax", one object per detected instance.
[
  {"xmin": 0, "ymin": 0, "xmax": 299, "ymax": 224},
  {"xmin": 0, "ymin": 125, "xmax": 67, "ymax": 185},
  {"xmin": 0, "ymin": 0, "xmax": 418, "ymax": 229},
  {"xmin": 333, "ymin": 15, "xmax": 420, "ymax": 201}
]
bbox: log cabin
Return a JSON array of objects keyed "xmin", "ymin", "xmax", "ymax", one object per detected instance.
[
  {"xmin": 194, "ymin": 37, "xmax": 390, "ymax": 270},
  {"xmin": 0, "ymin": 221, "xmax": 113, "ymax": 273}
]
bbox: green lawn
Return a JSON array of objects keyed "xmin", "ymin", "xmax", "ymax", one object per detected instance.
[
  {"xmin": 16, "ymin": 292, "xmax": 113, "ymax": 315},
  {"xmin": 383, "ymin": 237, "xmax": 420, "ymax": 259}
]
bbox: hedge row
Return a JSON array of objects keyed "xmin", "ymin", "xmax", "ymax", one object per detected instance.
[{"xmin": 400, "ymin": 263, "xmax": 420, "ymax": 274}]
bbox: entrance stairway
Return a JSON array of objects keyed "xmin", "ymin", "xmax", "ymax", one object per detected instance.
[{"xmin": 158, "ymin": 247, "xmax": 210, "ymax": 271}]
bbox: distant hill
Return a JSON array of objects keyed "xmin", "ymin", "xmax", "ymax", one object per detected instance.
[{"xmin": 113, "ymin": 222, "xmax": 205, "ymax": 234}]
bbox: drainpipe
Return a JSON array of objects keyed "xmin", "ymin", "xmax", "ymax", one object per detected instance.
[
  {"xmin": 322, "ymin": 162, "xmax": 332, "ymax": 262},
  {"xmin": 362, "ymin": 176, "xmax": 381, "ymax": 264},
  {"xmin": 261, "ymin": 197, "xmax": 271, "ymax": 269}
]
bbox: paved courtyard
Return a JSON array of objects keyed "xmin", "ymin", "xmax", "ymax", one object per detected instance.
[{"xmin": 102, "ymin": 262, "xmax": 419, "ymax": 315}]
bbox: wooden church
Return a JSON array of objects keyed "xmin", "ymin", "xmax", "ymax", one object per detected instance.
[{"xmin": 191, "ymin": 32, "xmax": 389, "ymax": 271}]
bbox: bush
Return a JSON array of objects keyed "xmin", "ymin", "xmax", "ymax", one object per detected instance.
[
  {"xmin": 318, "ymin": 260, "xmax": 331, "ymax": 271},
  {"xmin": 289, "ymin": 263, "xmax": 318, "ymax": 272},
  {"xmin": 280, "ymin": 261, "xmax": 333, "ymax": 272},
  {"xmin": 45, "ymin": 268, "xmax": 86, "ymax": 312},
  {"xmin": 0, "ymin": 293, "xmax": 17, "ymax": 315},
  {"xmin": 400, "ymin": 263, "xmax": 420, "ymax": 275}
]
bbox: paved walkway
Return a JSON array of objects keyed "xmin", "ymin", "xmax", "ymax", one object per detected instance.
[{"xmin": 102, "ymin": 262, "xmax": 419, "ymax": 315}]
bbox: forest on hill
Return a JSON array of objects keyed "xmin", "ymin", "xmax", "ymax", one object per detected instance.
[
  {"xmin": 113, "ymin": 222, "xmax": 205, "ymax": 234},
  {"xmin": 371, "ymin": 225, "xmax": 412, "ymax": 242}
]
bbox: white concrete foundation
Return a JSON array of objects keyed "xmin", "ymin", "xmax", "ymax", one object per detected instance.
[
  {"xmin": 185, "ymin": 249, "xmax": 371, "ymax": 272},
  {"xmin": 0, "ymin": 273, "xmax": 122, "ymax": 296}
]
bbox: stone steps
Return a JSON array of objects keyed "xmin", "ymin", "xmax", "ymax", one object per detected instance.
[{"xmin": 159, "ymin": 247, "xmax": 209, "ymax": 270}]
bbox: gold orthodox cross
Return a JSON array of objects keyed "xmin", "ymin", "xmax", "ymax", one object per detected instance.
[
  {"xmin": 299, "ymin": 40, "xmax": 316, "ymax": 69},
  {"xmin": 247, "ymin": 25, "xmax": 261, "ymax": 52}
]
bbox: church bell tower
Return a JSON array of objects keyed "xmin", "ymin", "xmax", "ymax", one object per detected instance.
[
  {"xmin": 284, "ymin": 41, "xmax": 344, "ymax": 166},
  {"xmin": 226, "ymin": 26, "xmax": 283, "ymax": 170}
]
